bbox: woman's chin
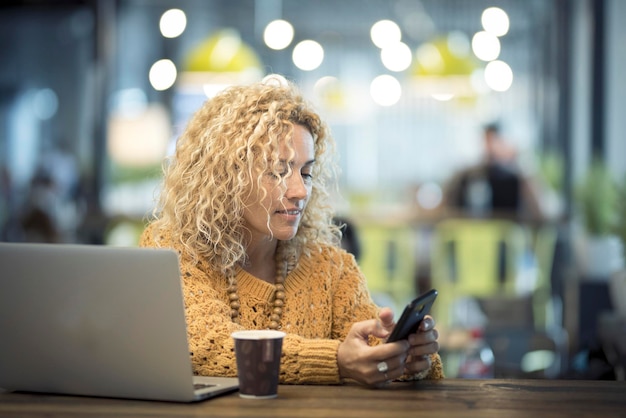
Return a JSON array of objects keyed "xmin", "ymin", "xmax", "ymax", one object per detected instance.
[{"xmin": 272, "ymin": 228, "xmax": 298, "ymax": 242}]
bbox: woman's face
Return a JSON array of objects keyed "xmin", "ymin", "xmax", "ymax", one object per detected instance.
[{"xmin": 242, "ymin": 124, "xmax": 315, "ymax": 245}]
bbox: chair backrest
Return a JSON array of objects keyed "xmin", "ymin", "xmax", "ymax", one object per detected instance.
[
  {"xmin": 529, "ymin": 224, "xmax": 559, "ymax": 329},
  {"xmin": 357, "ymin": 222, "xmax": 418, "ymax": 315},
  {"xmin": 430, "ymin": 218, "xmax": 567, "ymax": 378},
  {"xmin": 430, "ymin": 218, "xmax": 528, "ymax": 327}
]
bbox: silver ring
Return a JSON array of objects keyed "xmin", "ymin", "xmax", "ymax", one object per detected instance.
[{"xmin": 376, "ymin": 361, "xmax": 389, "ymax": 374}]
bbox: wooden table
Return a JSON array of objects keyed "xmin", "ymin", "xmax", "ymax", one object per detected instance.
[{"xmin": 1, "ymin": 379, "xmax": 625, "ymax": 418}]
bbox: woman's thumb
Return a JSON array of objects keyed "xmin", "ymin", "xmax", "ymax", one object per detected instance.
[{"xmin": 349, "ymin": 318, "xmax": 389, "ymax": 340}]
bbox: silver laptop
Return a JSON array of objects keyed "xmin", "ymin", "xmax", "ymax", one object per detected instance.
[{"xmin": 0, "ymin": 242, "xmax": 239, "ymax": 402}]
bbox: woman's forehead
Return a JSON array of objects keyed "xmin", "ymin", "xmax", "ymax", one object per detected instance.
[{"xmin": 281, "ymin": 126, "xmax": 314, "ymax": 157}]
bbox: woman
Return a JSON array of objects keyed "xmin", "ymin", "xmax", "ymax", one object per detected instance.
[{"xmin": 140, "ymin": 76, "xmax": 443, "ymax": 385}]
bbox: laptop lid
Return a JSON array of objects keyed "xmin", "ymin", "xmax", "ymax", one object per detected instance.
[{"xmin": 0, "ymin": 242, "xmax": 238, "ymax": 402}]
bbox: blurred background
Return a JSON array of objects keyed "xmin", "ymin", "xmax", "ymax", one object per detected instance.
[{"xmin": 1, "ymin": 0, "xmax": 625, "ymax": 380}]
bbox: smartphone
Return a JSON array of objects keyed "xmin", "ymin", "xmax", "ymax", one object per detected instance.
[{"xmin": 386, "ymin": 289, "xmax": 438, "ymax": 343}]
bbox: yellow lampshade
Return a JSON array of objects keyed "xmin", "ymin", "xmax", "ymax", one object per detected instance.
[
  {"xmin": 412, "ymin": 36, "xmax": 477, "ymax": 77},
  {"xmin": 409, "ymin": 34, "xmax": 482, "ymax": 101},
  {"xmin": 184, "ymin": 28, "xmax": 262, "ymax": 73}
]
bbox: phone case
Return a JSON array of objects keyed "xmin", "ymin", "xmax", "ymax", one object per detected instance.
[{"xmin": 386, "ymin": 289, "xmax": 438, "ymax": 343}]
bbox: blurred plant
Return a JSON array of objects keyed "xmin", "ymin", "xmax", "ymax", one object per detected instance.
[
  {"xmin": 575, "ymin": 159, "xmax": 619, "ymax": 237},
  {"xmin": 538, "ymin": 152, "xmax": 564, "ymax": 192}
]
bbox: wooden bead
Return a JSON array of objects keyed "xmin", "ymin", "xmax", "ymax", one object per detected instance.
[{"xmin": 227, "ymin": 265, "xmax": 286, "ymax": 331}]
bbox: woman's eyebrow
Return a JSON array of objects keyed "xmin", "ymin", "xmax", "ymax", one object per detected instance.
[{"xmin": 286, "ymin": 159, "xmax": 316, "ymax": 167}]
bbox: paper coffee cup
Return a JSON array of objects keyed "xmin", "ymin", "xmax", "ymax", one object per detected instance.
[{"xmin": 231, "ymin": 330, "xmax": 286, "ymax": 399}]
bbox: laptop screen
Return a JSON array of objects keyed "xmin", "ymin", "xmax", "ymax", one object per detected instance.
[{"xmin": 0, "ymin": 243, "xmax": 237, "ymax": 402}]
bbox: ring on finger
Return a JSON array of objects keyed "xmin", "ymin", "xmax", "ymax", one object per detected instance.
[{"xmin": 376, "ymin": 361, "xmax": 389, "ymax": 374}]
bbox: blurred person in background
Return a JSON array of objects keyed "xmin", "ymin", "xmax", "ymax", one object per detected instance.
[{"xmin": 443, "ymin": 122, "xmax": 545, "ymax": 222}]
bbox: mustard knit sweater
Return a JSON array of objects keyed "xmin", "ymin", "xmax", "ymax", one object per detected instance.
[{"xmin": 140, "ymin": 224, "xmax": 444, "ymax": 384}]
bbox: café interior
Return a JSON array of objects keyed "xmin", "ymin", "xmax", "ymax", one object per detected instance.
[{"xmin": 1, "ymin": 0, "xmax": 625, "ymax": 381}]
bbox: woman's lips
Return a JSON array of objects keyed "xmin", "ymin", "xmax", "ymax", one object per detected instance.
[{"xmin": 276, "ymin": 208, "xmax": 302, "ymax": 221}]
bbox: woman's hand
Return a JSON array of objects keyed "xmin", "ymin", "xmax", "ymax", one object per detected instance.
[
  {"xmin": 337, "ymin": 308, "xmax": 410, "ymax": 386},
  {"xmin": 402, "ymin": 315, "xmax": 439, "ymax": 376},
  {"xmin": 336, "ymin": 311, "xmax": 440, "ymax": 385}
]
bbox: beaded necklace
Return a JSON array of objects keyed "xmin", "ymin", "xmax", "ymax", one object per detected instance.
[{"xmin": 228, "ymin": 260, "xmax": 287, "ymax": 331}]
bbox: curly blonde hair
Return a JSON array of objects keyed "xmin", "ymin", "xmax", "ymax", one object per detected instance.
[{"xmin": 149, "ymin": 78, "xmax": 341, "ymax": 276}]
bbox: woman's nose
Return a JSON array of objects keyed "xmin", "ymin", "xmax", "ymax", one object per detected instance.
[{"xmin": 285, "ymin": 173, "xmax": 308, "ymax": 200}]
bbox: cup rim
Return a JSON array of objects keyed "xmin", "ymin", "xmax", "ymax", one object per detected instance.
[{"xmin": 231, "ymin": 330, "xmax": 286, "ymax": 340}]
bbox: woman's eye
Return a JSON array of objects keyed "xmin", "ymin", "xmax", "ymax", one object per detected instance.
[{"xmin": 266, "ymin": 170, "xmax": 287, "ymax": 179}]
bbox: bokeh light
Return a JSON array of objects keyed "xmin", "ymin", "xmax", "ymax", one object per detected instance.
[
  {"xmin": 313, "ymin": 76, "xmax": 346, "ymax": 110},
  {"xmin": 371, "ymin": 20, "xmax": 402, "ymax": 48},
  {"xmin": 149, "ymin": 59, "xmax": 177, "ymax": 91},
  {"xmin": 484, "ymin": 60, "xmax": 513, "ymax": 91},
  {"xmin": 482, "ymin": 7, "xmax": 510, "ymax": 37},
  {"xmin": 159, "ymin": 9, "xmax": 186, "ymax": 38},
  {"xmin": 472, "ymin": 31, "xmax": 501, "ymax": 61},
  {"xmin": 381, "ymin": 41, "xmax": 412, "ymax": 72},
  {"xmin": 416, "ymin": 182, "xmax": 443, "ymax": 210},
  {"xmin": 32, "ymin": 88, "xmax": 58, "ymax": 120},
  {"xmin": 447, "ymin": 31, "xmax": 471, "ymax": 57},
  {"xmin": 370, "ymin": 74, "xmax": 402, "ymax": 106},
  {"xmin": 264, "ymin": 19, "xmax": 294, "ymax": 50},
  {"xmin": 292, "ymin": 40, "xmax": 324, "ymax": 71}
]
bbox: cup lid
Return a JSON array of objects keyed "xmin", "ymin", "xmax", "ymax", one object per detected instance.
[{"xmin": 231, "ymin": 330, "xmax": 286, "ymax": 340}]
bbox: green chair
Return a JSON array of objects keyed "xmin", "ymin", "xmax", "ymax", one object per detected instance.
[
  {"xmin": 357, "ymin": 222, "xmax": 418, "ymax": 315},
  {"xmin": 430, "ymin": 218, "xmax": 527, "ymax": 327},
  {"xmin": 529, "ymin": 224, "xmax": 559, "ymax": 330},
  {"xmin": 430, "ymin": 218, "xmax": 567, "ymax": 378}
]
